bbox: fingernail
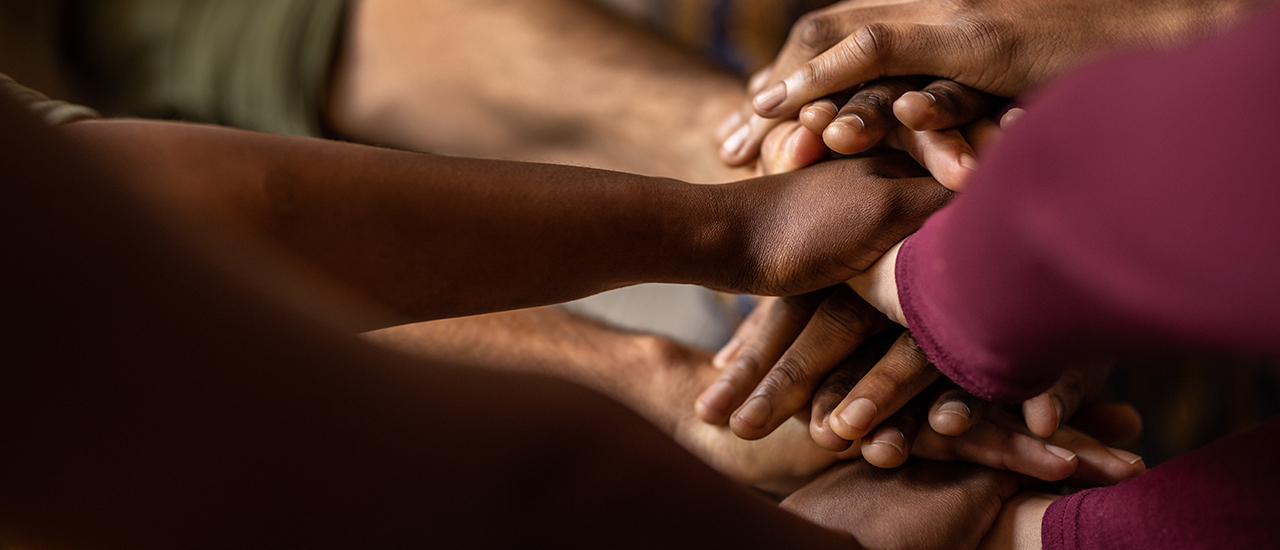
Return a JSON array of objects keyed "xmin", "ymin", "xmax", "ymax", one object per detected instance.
[
  {"xmin": 936, "ymin": 400, "xmax": 971, "ymax": 420},
  {"xmin": 843, "ymin": 114, "xmax": 866, "ymax": 133},
  {"xmin": 721, "ymin": 124, "xmax": 750, "ymax": 157},
  {"xmin": 1001, "ymin": 108, "xmax": 1025, "ymax": 129},
  {"xmin": 1045, "ymin": 444, "xmax": 1077, "ymax": 462},
  {"xmin": 735, "ymin": 395, "xmax": 773, "ymax": 429},
  {"xmin": 836, "ymin": 398, "xmax": 878, "ymax": 436},
  {"xmin": 696, "ymin": 379, "xmax": 735, "ymax": 417},
  {"xmin": 913, "ymin": 90, "xmax": 937, "ymax": 106},
  {"xmin": 717, "ymin": 111, "xmax": 743, "ymax": 139},
  {"xmin": 753, "ymin": 82, "xmax": 787, "ymax": 114},
  {"xmin": 958, "ymin": 152, "xmax": 979, "ymax": 171},
  {"xmin": 1107, "ymin": 447, "xmax": 1144, "ymax": 465},
  {"xmin": 870, "ymin": 427, "xmax": 906, "ymax": 455},
  {"xmin": 712, "ymin": 338, "xmax": 741, "ymax": 368},
  {"xmin": 824, "ymin": 116, "xmax": 865, "ymax": 153}
]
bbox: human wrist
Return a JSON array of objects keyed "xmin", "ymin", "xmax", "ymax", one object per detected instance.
[
  {"xmin": 979, "ymin": 492, "xmax": 1059, "ymax": 550},
  {"xmin": 847, "ymin": 240, "xmax": 906, "ymax": 326},
  {"xmin": 650, "ymin": 180, "xmax": 751, "ymax": 292}
]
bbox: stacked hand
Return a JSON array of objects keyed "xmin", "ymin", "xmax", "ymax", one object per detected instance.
[
  {"xmin": 696, "ymin": 290, "xmax": 1145, "ymax": 485},
  {"xmin": 782, "ymin": 459, "xmax": 1021, "ymax": 550},
  {"xmin": 637, "ymin": 335, "xmax": 1140, "ymax": 497},
  {"xmin": 717, "ymin": 0, "xmax": 1252, "ymax": 180}
]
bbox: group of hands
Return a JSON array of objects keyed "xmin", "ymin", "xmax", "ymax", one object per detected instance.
[{"xmin": 649, "ymin": 0, "xmax": 1246, "ymax": 546}]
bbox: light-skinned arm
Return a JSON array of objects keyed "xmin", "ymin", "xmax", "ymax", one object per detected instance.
[{"xmin": 328, "ymin": 0, "xmax": 751, "ymax": 184}]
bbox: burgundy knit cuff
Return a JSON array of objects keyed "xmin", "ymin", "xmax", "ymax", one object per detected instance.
[{"xmin": 1041, "ymin": 489, "xmax": 1099, "ymax": 550}]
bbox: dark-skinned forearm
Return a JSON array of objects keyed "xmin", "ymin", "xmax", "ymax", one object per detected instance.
[{"xmin": 63, "ymin": 120, "xmax": 749, "ymax": 320}]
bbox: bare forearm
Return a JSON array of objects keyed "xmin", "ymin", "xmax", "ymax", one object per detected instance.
[
  {"xmin": 62, "ymin": 119, "xmax": 744, "ymax": 320},
  {"xmin": 4, "ymin": 94, "xmax": 865, "ymax": 550},
  {"xmin": 328, "ymin": 0, "xmax": 750, "ymax": 183},
  {"xmin": 364, "ymin": 307, "xmax": 690, "ymax": 434}
]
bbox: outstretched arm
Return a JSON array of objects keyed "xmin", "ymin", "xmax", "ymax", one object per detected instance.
[
  {"xmin": 0, "ymin": 87, "xmax": 856, "ymax": 550},
  {"xmin": 60, "ymin": 118, "xmax": 951, "ymax": 323}
]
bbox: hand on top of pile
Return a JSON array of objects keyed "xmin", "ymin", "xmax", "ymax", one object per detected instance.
[{"xmin": 718, "ymin": 0, "xmax": 1246, "ymax": 179}]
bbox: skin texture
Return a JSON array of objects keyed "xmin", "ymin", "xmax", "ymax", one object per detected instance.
[
  {"xmin": 977, "ymin": 493, "xmax": 1060, "ymax": 550},
  {"xmin": 2, "ymin": 96, "xmax": 866, "ymax": 550},
  {"xmin": 699, "ymin": 295, "xmax": 1144, "ymax": 484},
  {"xmin": 62, "ymin": 119, "xmax": 952, "ymax": 322},
  {"xmin": 781, "ymin": 459, "xmax": 1021, "ymax": 550},
  {"xmin": 0, "ymin": 73, "xmax": 1055, "ymax": 550},
  {"xmin": 366, "ymin": 310, "xmax": 861, "ymax": 496},
  {"xmin": 719, "ymin": 0, "xmax": 1265, "ymax": 167},
  {"xmin": 368, "ymin": 307, "xmax": 1141, "ymax": 496}
]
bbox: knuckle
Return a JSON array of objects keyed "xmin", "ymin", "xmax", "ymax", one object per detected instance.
[
  {"xmin": 955, "ymin": 18, "xmax": 1017, "ymax": 79},
  {"xmin": 923, "ymin": 79, "xmax": 969, "ymax": 108},
  {"xmin": 858, "ymin": 367, "xmax": 906, "ymax": 400},
  {"xmin": 894, "ymin": 332, "xmax": 930, "ymax": 363},
  {"xmin": 858, "ymin": 355, "xmax": 937, "ymax": 407},
  {"xmin": 776, "ymin": 293, "xmax": 821, "ymax": 321},
  {"xmin": 814, "ymin": 294, "xmax": 877, "ymax": 339},
  {"xmin": 851, "ymin": 23, "xmax": 895, "ymax": 64},
  {"xmin": 791, "ymin": 13, "xmax": 842, "ymax": 54},
  {"xmin": 797, "ymin": 59, "xmax": 836, "ymax": 93},
  {"xmin": 847, "ymin": 87, "xmax": 895, "ymax": 116},
  {"xmin": 818, "ymin": 363, "xmax": 865, "ymax": 397},
  {"xmin": 726, "ymin": 349, "xmax": 769, "ymax": 380},
  {"xmin": 764, "ymin": 358, "xmax": 816, "ymax": 394}
]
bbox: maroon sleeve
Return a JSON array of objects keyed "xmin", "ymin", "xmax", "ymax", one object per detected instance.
[
  {"xmin": 896, "ymin": 6, "xmax": 1280, "ymax": 403},
  {"xmin": 1041, "ymin": 418, "xmax": 1280, "ymax": 550}
]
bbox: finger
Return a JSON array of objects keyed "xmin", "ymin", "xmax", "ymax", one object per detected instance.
[
  {"xmin": 1000, "ymin": 107, "xmax": 1026, "ymax": 130},
  {"xmin": 861, "ymin": 391, "xmax": 929, "ymax": 468},
  {"xmin": 798, "ymin": 91, "xmax": 853, "ymax": 137},
  {"xmin": 1022, "ymin": 362, "xmax": 1110, "ymax": 438},
  {"xmin": 893, "ymin": 79, "xmax": 998, "ymax": 131},
  {"xmin": 829, "ymin": 331, "xmax": 940, "ymax": 441},
  {"xmin": 753, "ymin": 23, "xmax": 955, "ymax": 119},
  {"xmin": 959, "ymin": 117, "xmax": 1003, "ymax": 155},
  {"xmin": 1068, "ymin": 401, "xmax": 1144, "ymax": 446},
  {"xmin": 758, "ymin": 121, "xmax": 829, "ymax": 175},
  {"xmin": 947, "ymin": 406, "xmax": 1146, "ymax": 483},
  {"xmin": 810, "ymin": 330, "xmax": 902, "ymax": 452},
  {"xmin": 720, "ymin": 112, "xmax": 786, "ymax": 167},
  {"xmin": 747, "ymin": 64, "xmax": 775, "ymax": 95},
  {"xmin": 887, "ymin": 125, "xmax": 978, "ymax": 191},
  {"xmin": 1043, "ymin": 423, "xmax": 1146, "ymax": 485},
  {"xmin": 928, "ymin": 385, "xmax": 986, "ymax": 436},
  {"xmin": 731, "ymin": 287, "xmax": 890, "ymax": 440},
  {"xmin": 824, "ymin": 77, "xmax": 931, "ymax": 155},
  {"xmin": 698, "ymin": 291, "xmax": 834, "ymax": 424},
  {"xmin": 800, "ymin": 99, "xmax": 839, "ymax": 136},
  {"xmin": 913, "ymin": 416, "xmax": 1080, "ymax": 482},
  {"xmin": 715, "ymin": 110, "xmax": 745, "ymax": 143}
]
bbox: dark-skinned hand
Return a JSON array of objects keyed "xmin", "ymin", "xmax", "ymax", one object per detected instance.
[
  {"xmin": 699, "ymin": 292, "xmax": 1145, "ymax": 485},
  {"xmin": 717, "ymin": 0, "xmax": 1256, "ymax": 167},
  {"xmin": 782, "ymin": 459, "xmax": 1020, "ymax": 550}
]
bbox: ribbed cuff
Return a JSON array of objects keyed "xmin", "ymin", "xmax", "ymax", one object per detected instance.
[{"xmin": 1040, "ymin": 489, "xmax": 1100, "ymax": 550}]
